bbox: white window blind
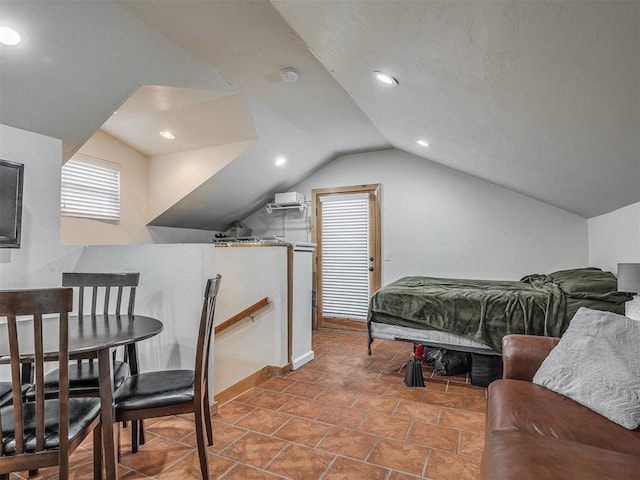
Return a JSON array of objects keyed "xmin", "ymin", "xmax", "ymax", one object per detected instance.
[
  {"xmin": 320, "ymin": 193, "xmax": 370, "ymax": 320},
  {"xmin": 61, "ymin": 156, "xmax": 120, "ymax": 220}
]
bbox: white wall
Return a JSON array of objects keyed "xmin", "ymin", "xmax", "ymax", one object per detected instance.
[
  {"xmin": 588, "ymin": 202, "xmax": 640, "ymax": 274},
  {"xmin": 213, "ymin": 246, "xmax": 288, "ymax": 395},
  {"xmin": 72, "ymin": 244, "xmax": 216, "ymax": 392},
  {"xmin": 0, "ymin": 124, "xmax": 83, "ymax": 288},
  {"xmin": 61, "ymin": 130, "xmax": 153, "ymax": 245},
  {"xmin": 244, "ymin": 149, "xmax": 589, "ymax": 282}
]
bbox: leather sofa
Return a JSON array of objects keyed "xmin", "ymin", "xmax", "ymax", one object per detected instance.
[{"xmin": 482, "ymin": 334, "xmax": 640, "ymax": 479}]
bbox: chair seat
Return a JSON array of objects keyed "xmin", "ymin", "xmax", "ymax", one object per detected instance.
[
  {"xmin": 26, "ymin": 360, "xmax": 130, "ymax": 398},
  {"xmin": 115, "ymin": 370, "xmax": 195, "ymax": 411},
  {"xmin": 0, "ymin": 398, "xmax": 101, "ymax": 454}
]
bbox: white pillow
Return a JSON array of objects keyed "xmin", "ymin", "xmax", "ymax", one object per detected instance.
[{"xmin": 533, "ymin": 307, "xmax": 640, "ymax": 430}]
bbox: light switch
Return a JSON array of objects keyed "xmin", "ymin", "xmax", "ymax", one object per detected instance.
[{"xmin": 384, "ymin": 250, "xmax": 391, "ymax": 261}]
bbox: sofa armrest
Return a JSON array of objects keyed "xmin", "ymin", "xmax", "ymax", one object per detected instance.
[{"xmin": 501, "ymin": 335, "xmax": 560, "ymax": 382}]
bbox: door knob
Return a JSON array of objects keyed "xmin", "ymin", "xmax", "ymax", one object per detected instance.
[
  {"xmin": 368, "ymin": 267, "xmax": 374, "ymax": 272},
  {"xmin": 369, "ymin": 257, "xmax": 374, "ymax": 261}
]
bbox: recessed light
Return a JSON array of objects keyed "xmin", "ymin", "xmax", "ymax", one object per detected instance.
[
  {"xmin": 159, "ymin": 131, "xmax": 175, "ymax": 140},
  {"xmin": 0, "ymin": 26, "xmax": 21, "ymax": 46},
  {"xmin": 372, "ymin": 71, "xmax": 398, "ymax": 86},
  {"xmin": 417, "ymin": 139, "xmax": 431, "ymax": 147},
  {"xmin": 275, "ymin": 156, "xmax": 287, "ymax": 167}
]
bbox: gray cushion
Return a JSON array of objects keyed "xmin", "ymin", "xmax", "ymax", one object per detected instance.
[{"xmin": 533, "ymin": 307, "xmax": 640, "ymax": 429}]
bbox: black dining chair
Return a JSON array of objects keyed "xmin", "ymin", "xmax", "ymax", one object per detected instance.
[
  {"xmin": 114, "ymin": 275, "xmax": 221, "ymax": 478},
  {"xmin": 0, "ymin": 287, "xmax": 102, "ymax": 480}
]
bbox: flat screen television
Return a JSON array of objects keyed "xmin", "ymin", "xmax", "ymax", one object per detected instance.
[{"xmin": 0, "ymin": 159, "xmax": 24, "ymax": 248}]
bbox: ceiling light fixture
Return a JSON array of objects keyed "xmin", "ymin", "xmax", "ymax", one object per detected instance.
[
  {"xmin": 417, "ymin": 139, "xmax": 431, "ymax": 147},
  {"xmin": 159, "ymin": 131, "xmax": 175, "ymax": 140},
  {"xmin": 372, "ymin": 71, "xmax": 398, "ymax": 86},
  {"xmin": 280, "ymin": 68, "xmax": 299, "ymax": 83},
  {"xmin": 275, "ymin": 156, "xmax": 287, "ymax": 167},
  {"xmin": 0, "ymin": 26, "xmax": 21, "ymax": 46}
]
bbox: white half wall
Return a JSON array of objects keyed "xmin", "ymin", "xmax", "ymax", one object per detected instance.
[
  {"xmin": 588, "ymin": 202, "xmax": 640, "ymax": 274},
  {"xmin": 0, "ymin": 124, "xmax": 83, "ymax": 289},
  {"xmin": 72, "ymin": 244, "xmax": 216, "ymax": 392},
  {"xmin": 244, "ymin": 149, "xmax": 589, "ymax": 282},
  {"xmin": 213, "ymin": 246, "xmax": 288, "ymax": 395}
]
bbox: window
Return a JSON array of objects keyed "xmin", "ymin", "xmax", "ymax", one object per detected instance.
[{"xmin": 61, "ymin": 155, "xmax": 120, "ymax": 220}]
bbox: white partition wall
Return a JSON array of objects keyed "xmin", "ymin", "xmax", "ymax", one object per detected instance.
[
  {"xmin": 73, "ymin": 244, "xmax": 216, "ymax": 393},
  {"xmin": 213, "ymin": 245, "xmax": 289, "ymax": 395}
]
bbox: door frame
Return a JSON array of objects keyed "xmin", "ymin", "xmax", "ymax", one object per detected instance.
[{"xmin": 311, "ymin": 184, "xmax": 381, "ymax": 330}]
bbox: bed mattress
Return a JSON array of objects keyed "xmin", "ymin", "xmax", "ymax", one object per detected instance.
[{"xmin": 369, "ymin": 321, "xmax": 496, "ymax": 355}]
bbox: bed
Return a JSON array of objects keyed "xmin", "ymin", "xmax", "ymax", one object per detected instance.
[{"xmin": 367, "ymin": 268, "xmax": 631, "ymax": 385}]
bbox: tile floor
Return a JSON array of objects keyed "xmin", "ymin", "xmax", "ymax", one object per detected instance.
[{"xmin": 12, "ymin": 329, "xmax": 486, "ymax": 479}]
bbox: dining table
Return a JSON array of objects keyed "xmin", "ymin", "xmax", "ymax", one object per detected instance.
[{"xmin": 0, "ymin": 313, "xmax": 164, "ymax": 479}]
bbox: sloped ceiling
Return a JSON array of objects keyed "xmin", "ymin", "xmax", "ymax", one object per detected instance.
[{"xmin": 0, "ymin": 0, "xmax": 638, "ymax": 227}]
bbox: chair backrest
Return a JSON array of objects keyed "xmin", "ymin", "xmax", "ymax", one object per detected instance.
[
  {"xmin": 0, "ymin": 287, "xmax": 73, "ymax": 471},
  {"xmin": 62, "ymin": 272, "xmax": 139, "ymax": 315},
  {"xmin": 194, "ymin": 275, "xmax": 222, "ymax": 397}
]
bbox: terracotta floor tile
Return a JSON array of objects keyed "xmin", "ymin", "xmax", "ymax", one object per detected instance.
[
  {"xmin": 408, "ymin": 421, "xmax": 460, "ymax": 452},
  {"xmin": 464, "ymin": 396, "xmax": 488, "ymax": 413},
  {"xmin": 423, "ymin": 390, "xmax": 465, "ymax": 409},
  {"xmin": 246, "ymin": 391, "xmax": 295, "ymax": 410},
  {"xmin": 235, "ymin": 408, "xmax": 292, "ymax": 435},
  {"xmin": 425, "ymin": 449, "xmax": 481, "ymax": 480},
  {"xmin": 215, "ymin": 401, "xmax": 256, "ymax": 423},
  {"xmin": 221, "ymin": 464, "xmax": 285, "ymax": 480},
  {"xmin": 316, "ymin": 405, "xmax": 367, "ymax": 429},
  {"xmin": 349, "ymin": 379, "xmax": 390, "ymax": 395},
  {"xmin": 359, "ymin": 412, "xmax": 410, "ymax": 440},
  {"xmin": 387, "ymin": 471, "xmax": 422, "ymax": 480},
  {"xmin": 439, "ymin": 408, "xmax": 485, "ymax": 433},
  {"xmin": 317, "ymin": 426, "xmax": 377, "ymax": 460},
  {"xmin": 316, "ymin": 388, "xmax": 362, "ymax": 407},
  {"xmin": 394, "ymin": 399, "xmax": 440, "ymax": 424},
  {"xmin": 353, "ymin": 393, "xmax": 399, "ymax": 415},
  {"xmin": 279, "ymin": 397, "xmax": 324, "ymax": 419},
  {"xmin": 119, "ymin": 435, "xmax": 193, "ymax": 477},
  {"xmin": 274, "ymin": 416, "xmax": 331, "ymax": 447},
  {"xmin": 285, "ymin": 367, "xmax": 325, "ymax": 384},
  {"xmin": 383, "ymin": 384, "xmax": 427, "ymax": 402},
  {"xmin": 258, "ymin": 376, "xmax": 296, "ymax": 392},
  {"xmin": 220, "ymin": 431, "xmax": 288, "ymax": 468},
  {"xmin": 367, "ymin": 438, "xmax": 428, "ymax": 476},
  {"xmin": 459, "ymin": 431, "xmax": 485, "ymax": 458},
  {"xmin": 424, "ymin": 378, "xmax": 449, "ymax": 391},
  {"xmin": 266, "ymin": 444, "xmax": 334, "ymax": 480},
  {"xmin": 322, "ymin": 456, "xmax": 388, "ymax": 480},
  {"xmin": 283, "ymin": 381, "xmax": 325, "ymax": 399},
  {"xmin": 146, "ymin": 415, "xmax": 195, "ymax": 442},
  {"xmin": 155, "ymin": 451, "xmax": 235, "ymax": 480},
  {"xmin": 447, "ymin": 383, "xmax": 487, "ymax": 398}
]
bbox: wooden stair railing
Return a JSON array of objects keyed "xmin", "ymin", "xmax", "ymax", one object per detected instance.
[{"xmin": 215, "ymin": 297, "xmax": 270, "ymax": 336}]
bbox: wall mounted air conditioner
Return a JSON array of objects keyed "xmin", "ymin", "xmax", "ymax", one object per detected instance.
[{"xmin": 274, "ymin": 192, "xmax": 305, "ymax": 205}]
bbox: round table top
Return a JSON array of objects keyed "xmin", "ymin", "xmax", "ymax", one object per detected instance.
[{"xmin": 0, "ymin": 314, "xmax": 163, "ymax": 360}]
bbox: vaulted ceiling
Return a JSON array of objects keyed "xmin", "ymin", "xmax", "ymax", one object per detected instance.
[{"xmin": 0, "ymin": 0, "xmax": 638, "ymax": 229}]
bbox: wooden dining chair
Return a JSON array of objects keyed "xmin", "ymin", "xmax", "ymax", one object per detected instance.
[
  {"xmin": 0, "ymin": 287, "xmax": 102, "ymax": 480},
  {"xmin": 24, "ymin": 272, "xmax": 145, "ymax": 454},
  {"xmin": 114, "ymin": 275, "xmax": 221, "ymax": 478},
  {"xmin": 41, "ymin": 272, "xmax": 141, "ymax": 396}
]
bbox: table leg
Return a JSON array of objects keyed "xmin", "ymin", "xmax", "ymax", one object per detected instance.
[{"xmin": 98, "ymin": 348, "xmax": 118, "ymax": 480}]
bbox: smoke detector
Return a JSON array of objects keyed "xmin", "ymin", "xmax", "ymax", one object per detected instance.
[{"xmin": 280, "ymin": 68, "xmax": 299, "ymax": 83}]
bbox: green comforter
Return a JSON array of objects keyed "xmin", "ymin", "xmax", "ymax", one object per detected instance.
[{"xmin": 367, "ymin": 268, "xmax": 630, "ymax": 352}]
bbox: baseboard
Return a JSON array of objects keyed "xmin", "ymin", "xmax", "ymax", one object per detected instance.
[
  {"xmin": 291, "ymin": 350, "xmax": 314, "ymax": 370},
  {"xmin": 213, "ymin": 363, "xmax": 292, "ymax": 406}
]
